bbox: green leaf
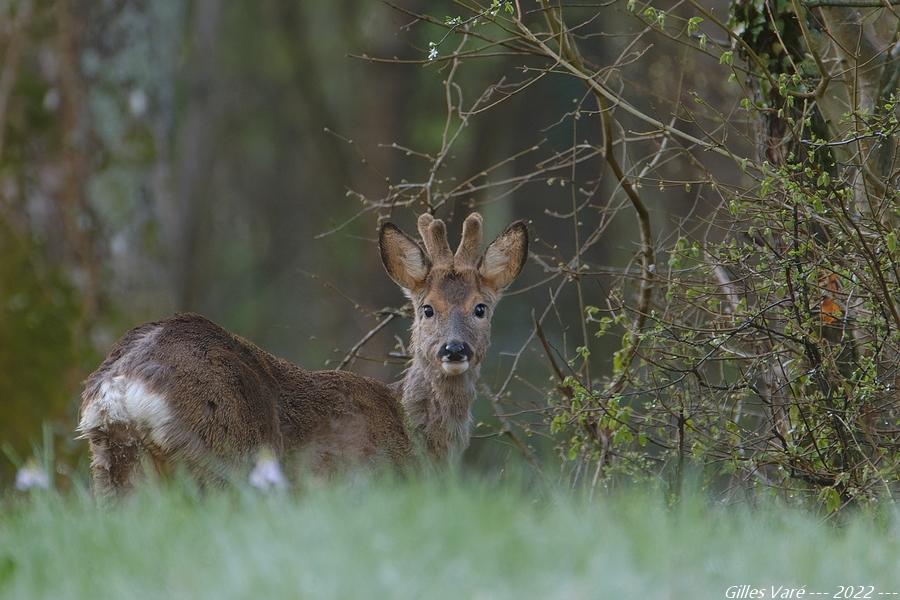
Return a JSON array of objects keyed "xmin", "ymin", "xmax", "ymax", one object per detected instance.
[
  {"xmin": 612, "ymin": 427, "xmax": 633, "ymax": 446},
  {"xmin": 687, "ymin": 16, "xmax": 703, "ymax": 34},
  {"xmin": 819, "ymin": 487, "xmax": 841, "ymax": 513}
]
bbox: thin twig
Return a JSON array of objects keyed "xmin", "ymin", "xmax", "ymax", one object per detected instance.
[{"xmin": 336, "ymin": 313, "xmax": 397, "ymax": 371}]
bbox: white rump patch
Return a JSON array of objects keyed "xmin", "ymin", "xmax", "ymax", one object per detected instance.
[{"xmin": 78, "ymin": 376, "xmax": 173, "ymax": 448}]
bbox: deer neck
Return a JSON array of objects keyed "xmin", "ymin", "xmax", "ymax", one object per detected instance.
[{"xmin": 401, "ymin": 355, "xmax": 478, "ymax": 463}]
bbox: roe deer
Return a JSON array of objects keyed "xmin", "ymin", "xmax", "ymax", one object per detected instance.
[{"xmin": 78, "ymin": 212, "xmax": 527, "ymax": 495}]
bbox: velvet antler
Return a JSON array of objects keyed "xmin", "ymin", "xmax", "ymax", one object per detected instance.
[
  {"xmin": 417, "ymin": 213, "xmax": 453, "ymax": 267},
  {"xmin": 416, "ymin": 212, "xmax": 485, "ymax": 270},
  {"xmin": 454, "ymin": 212, "xmax": 483, "ymax": 269}
]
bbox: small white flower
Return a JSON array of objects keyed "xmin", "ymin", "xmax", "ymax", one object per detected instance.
[
  {"xmin": 15, "ymin": 459, "xmax": 50, "ymax": 491},
  {"xmin": 128, "ymin": 88, "xmax": 148, "ymax": 117},
  {"xmin": 427, "ymin": 42, "xmax": 439, "ymax": 62},
  {"xmin": 43, "ymin": 89, "xmax": 60, "ymax": 112},
  {"xmin": 249, "ymin": 448, "xmax": 286, "ymax": 491}
]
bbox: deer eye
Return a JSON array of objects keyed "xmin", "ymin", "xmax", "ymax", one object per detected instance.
[
  {"xmin": 422, "ymin": 305, "xmax": 435, "ymax": 318},
  {"xmin": 474, "ymin": 303, "xmax": 487, "ymax": 318}
]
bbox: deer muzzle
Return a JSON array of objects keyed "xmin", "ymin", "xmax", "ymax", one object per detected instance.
[{"xmin": 438, "ymin": 340, "xmax": 473, "ymax": 375}]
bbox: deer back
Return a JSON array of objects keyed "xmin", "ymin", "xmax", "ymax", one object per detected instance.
[{"xmin": 79, "ymin": 313, "xmax": 410, "ymax": 487}]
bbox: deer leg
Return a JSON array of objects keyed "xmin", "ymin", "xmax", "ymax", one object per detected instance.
[{"xmin": 87, "ymin": 425, "xmax": 142, "ymax": 499}]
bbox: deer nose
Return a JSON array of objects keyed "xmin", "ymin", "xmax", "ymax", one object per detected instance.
[{"xmin": 438, "ymin": 340, "xmax": 472, "ymax": 362}]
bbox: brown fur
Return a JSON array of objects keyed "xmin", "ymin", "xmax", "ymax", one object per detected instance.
[
  {"xmin": 382, "ymin": 214, "xmax": 528, "ymax": 461},
  {"xmin": 79, "ymin": 213, "xmax": 527, "ymax": 496},
  {"xmin": 79, "ymin": 314, "xmax": 410, "ymax": 496}
]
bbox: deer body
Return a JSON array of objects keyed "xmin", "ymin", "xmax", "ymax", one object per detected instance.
[
  {"xmin": 401, "ymin": 355, "xmax": 478, "ymax": 462},
  {"xmin": 78, "ymin": 213, "xmax": 527, "ymax": 495}
]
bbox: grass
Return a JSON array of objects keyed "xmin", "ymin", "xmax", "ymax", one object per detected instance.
[{"xmin": 0, "ymin": 476, "xmax": 898, "ymax": 599}]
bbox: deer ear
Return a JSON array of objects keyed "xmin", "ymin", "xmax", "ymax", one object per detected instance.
[
  {"xmin": 380, "ymin": 223, "xmax": 430, "ymax": 290},
  {"xmin": 479, "ymin": 221, "xmax": 528, "ymax": 290}
]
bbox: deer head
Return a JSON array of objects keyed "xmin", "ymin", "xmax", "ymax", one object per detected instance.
[{"xmin": 380, "ymin": 212, "xmax": 528, "ymax": 377}]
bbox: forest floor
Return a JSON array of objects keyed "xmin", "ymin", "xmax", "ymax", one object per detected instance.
[{"xmin": 0, "ymin": 475, "xmax": 898, "ymax": 599}]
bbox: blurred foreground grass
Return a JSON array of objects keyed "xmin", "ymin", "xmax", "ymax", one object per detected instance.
[{"xmin": 1, "ymin": 476, "xmax": 898, "ymax": 599}]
